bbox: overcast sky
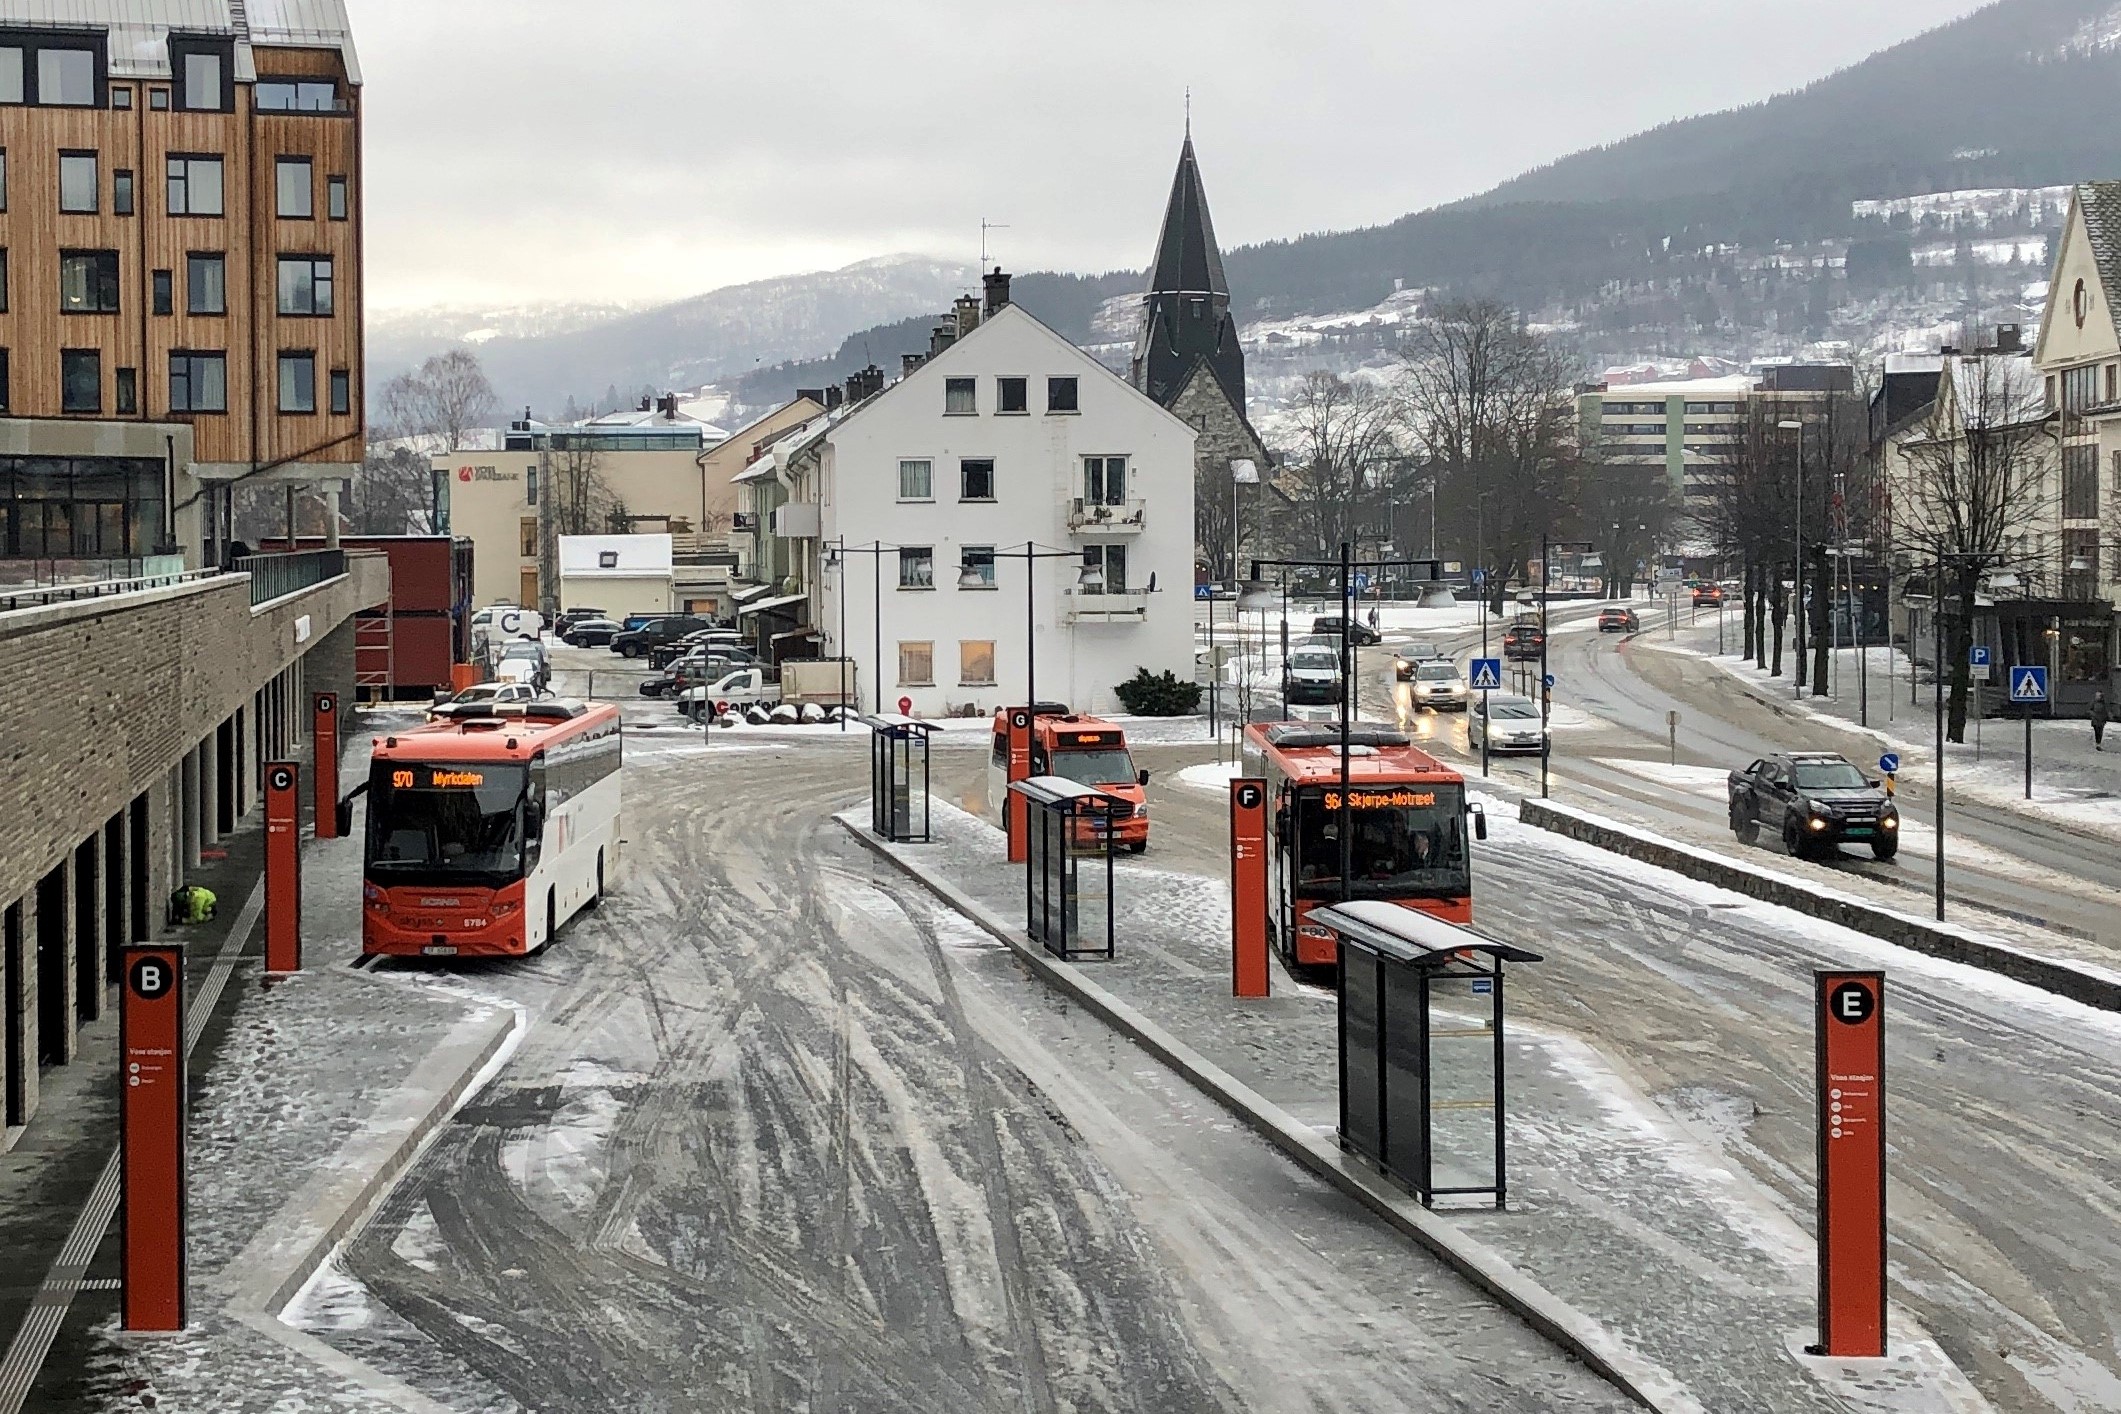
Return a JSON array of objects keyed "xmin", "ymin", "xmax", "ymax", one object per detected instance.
[{"xmin": 357, "ymin": 0, "xmax": 1995, "ymax": 313}]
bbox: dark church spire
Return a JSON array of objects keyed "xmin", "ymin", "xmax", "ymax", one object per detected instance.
[{"xmin": 1134, "ymin": 134, "xmax": 1245, "ymax": 412}]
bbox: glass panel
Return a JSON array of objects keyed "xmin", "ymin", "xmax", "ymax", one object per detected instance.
[
  {"xmin": 0, "ymin": 49, "xmax": 21, "ymax": 103},
  {"xmin": 1047, "ymin": 376, "xmax": 1078, "ymax": 412},
  {"xmin": 59, "ymin": 154, "xmax": 96, "ymax": 212},
  {"xmin": 188, "ymin": 255, "xmax": 224, "ymax": 314},
  {"xmin": 1341, "ymin": 948, "xmax": 1383, "ymax": 1160},
  {"xmin": 113, "ymin": 168, "xmax": 132, "ymax": 215},
  {"xmin": 365, "ymin": 763, "xmax": 530, "ymax": 887},
  {"xmin": 280, "ymin": 354, "xmax": 316, "ymax": 413},
  {"xmin": 1382, "ymin": 962, "xmax": 1428, "ymax": 1183},
  {"xmin": 330, "ymin": 370, "xmax": 351, "ymax": 416},
  {"xmin": 189, "ymin": 158, "xmax": 222, "ymax": 215},
  {"xmin": 62, "ymin": 351, "xmax": 99, "ymax": 412},
  {"xmin": 39, "ymin": 49, "xmax": 93, "ymax": 106},
  {"xmin": 182, "ymin": 53, "xmax": 219, "ymax": 110},
  {"xmin": 277, "ymin": 158, "xmax": 311, "ymax": 217},
  {"xmin": 897, "ymin": 459, "xmax": 930, "ymax": 498},
  {"xmin": 277, "ymin": 258, "xmax": 309, "ymax": 314},
  {"xmin": 959, "ymin": 641, "xmax": 995, "ymax": 685},
  {"xmin": 327, "ymin": 176, "xmax": 347, "ymax": 219},
  {"xmin": 1425, "ymin": 973, "xmax": 1500, "ymax": 1196},
  {"xmin": 944, "ymin": 378, "xmax": 975, "ymax": 414}
]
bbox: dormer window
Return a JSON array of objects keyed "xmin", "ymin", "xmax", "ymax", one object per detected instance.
[
  {"xmin": 182, "ymin": 52, "xmax": 220, "ymax": 109},
  {"xmin": 168, "ymin": 35, "xmax": 232, "ymax": 113},
  {"xmin": 38, "ymin": 48, "xmax": 94, "ymax": 106}
]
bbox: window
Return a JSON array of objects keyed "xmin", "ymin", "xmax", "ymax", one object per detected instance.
[
  {"xmin": 61, "ymin": 350, "xmax": 100, "ymax": 412},
  {"xmin": 959, "ymin": 545, "xmax": 996, "ymax": 588},
  {"xmin": 1082, "ymin": 543, "xmax": 1128, "ymax": 593},
  {"xmin": 257, "ymin": 79, "xmax": 338, "ymax": 112},
  {"xmin": 2108, "ymin": 364, "xmax": 2118, "ymax": 406},
  {"xmin": 1082, "ymin": 455, "xmax": 1127, "ymax": 505},
  {"xmin": 329, "ymin": 369, "xmax": 351, "ymax": 416},
  {"xmin": 327, "ymin": 175, "xmax": 348, "ymax": 221},
  {"xmin": 113, "ymin": 167, "xmax": 132, "ymax": 215},
  {"xmin": 0, "ymin": 249, "xmax": 7, "ymax": 312},
  {"xmin": 2063, "ymin": 364, "xmax": 2101, "ymax": 413},
  {"xmin": 519, "ymin": 517, "xmax": 538, "ymax": 557},
  {"xmin": 2065, "ymin": 444, "xmax": 2100, "ymax": 520},
  {"xmin": 944, "ymin": 377, "xmax": 976, "ymax": 415},
  {"xmin": 278, "ymin": 352, "xmax": 317, "ymax": 413},
  {"xmin": 959, "ymin": 641, "xmax": 996, "ymax": 686},
  {"xmin": 0, "ymin": 47, "xmax": 19, "ymax": 103},
  {"xmin": 151, "ymin": 269, "xmax": 172, "ymax": 315},
  {"xmin": 1047, "ymin": 376, "xmax": 1079, "ymax": 413},
  {"xmin": 59, "ymin": 251, "xmax": 120, "ymax": 313},
  {"xmin": 167, "ymin": 156, "xmax": 223, "ymax": 216},
  {"xmin": 186, "ymin": 254, "xmax": 225, "ymax": 315},
  {"xmin": 525, "ymin": 467, "xmax": 537, "ymax": 506},
  {"xmin": 276, "ymin": 157, "xmax": 312, "ymax": 218},
  {"xmin": 997, "ymin": 376, "xmax": 1028, "ymax": 413},
  {"xmin": 277, "ymin": 255, "xmax": 334, "ymax": 316},
  {"xmin": 0, "ymin": 149, "xmax": 7, "ymax": 210},
  {"xmin": 0, "ymin": 349, "xmax": 8, "ymax": 411},
  {"xmin": 181, "ymin": 52, "xmax": 221, "ymax": 110},
  {"xmin": 897, "ymin": 458, "xmax": 932, "ymax": 500},
  {"xmin": 59, "ymin": 151, "xmax": 96, "ymax": 213},
  {"xmin": 111, "ymin": 86, "xmax": 130, "ymax": 110},
  {"xmin": 960, "ymin": 458, "xmax": 995, "ymax": 501},
  {"xmin": 897, "ymin": 546, "xmax": 934, "ymax": 589},
  {"xmin": 38, "ymin": 49, "xmax": 94, "ymax": 106},
  {"xmin": 115, "ymin": 367, "xmax": 136, "ymax": 415},
  {"xmin": 169, "ymin": 352, "xmax": 227, "ymax": 413},
  {"xmin": 148, "ymin": 87, "xmax": 168, "ymax": 111},
  {"xmin": 897, "ymin": 641, "xmax": 934, "ymax": 686}
]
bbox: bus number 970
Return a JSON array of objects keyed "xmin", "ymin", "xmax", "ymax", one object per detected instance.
[{"xmin": 392, "ymin": 770, "xmax": 415, "ymax": 789}]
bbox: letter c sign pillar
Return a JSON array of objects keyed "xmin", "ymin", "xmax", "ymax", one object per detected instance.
[
  {"xmin": 1230, "ymin": 778, "xmax": 1270, "ymax": 998},
  {"xmin": 121, "ymin": 945, "xmax": 187, "ymax": 1331},
  {"xmin": 312, "ymin": 693, "xmax": 340, "ymax": 839},
  {"xmin": 265, "ymin": 762, "xmax": 302, "ymax": 973},
  {"xmin": 1815, "ymin": 970, "xmax": 1886, "ymax": 1358}
]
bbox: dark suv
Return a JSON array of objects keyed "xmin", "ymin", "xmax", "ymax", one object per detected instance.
[
  {"xmin": 1728, "ymin": 752, "xmax": 1899, "ymax": 859},
  {"xmin": 608, "ymin": 615, "xmax": 714, "ymax": 659},
  {"xmin": 1309, "ymin": 615, "xmax": 1382, "ymax": 647},
  {"xmin": 1502, "ymin": 619, "xmax": 1546, "ymax": 661}
]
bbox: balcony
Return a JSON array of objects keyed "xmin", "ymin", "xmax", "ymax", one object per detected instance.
[
  {"xmin": 1063, "ymin": 588, "xmax": 1151, "ymax": 623},
  {"xmin": 1067, "ymin": 498, "xmax": 1146, "ymax": 534}
]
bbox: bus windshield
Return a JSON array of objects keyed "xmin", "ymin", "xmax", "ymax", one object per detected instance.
[
  {"xmin": 1047, "ymin": 748, "xmax": 1138, "ymax": 787},
  {"xmin": 366, "ymin": 762, "xmax": 530, "ymax": 886},
  {"xmin": 1291, "ymin": 784, "xmax": 1470, "ymax": 900}
]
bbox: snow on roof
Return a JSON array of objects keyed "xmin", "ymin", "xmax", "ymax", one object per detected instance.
[
  {"xmin": 1945, "ymin": 354, "xmax": 2046, "ymax": 429},
  {"xmin": 1884, "ymin": 353, "xmax": 1946, "ymax": 375},
  {"xmin": 4, "ymin": 0, "xmax": 360, "ymax": 81},
  {"xmin": 557, "ymin": 534, "xmax": 673, "ymax": 576},
  {"xmin": 1589, "ymin": 376, "xmax": 1759, "ymax": 398},
  {"xmin": 736, "ymin": 592, "xmax": 806, "ymax": 618}
]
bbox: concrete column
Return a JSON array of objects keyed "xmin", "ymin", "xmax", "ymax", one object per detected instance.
[
  {"xmin": 180, "ymin": 747, "xmax": 202, "ymax": 872},
  {"xmin": 200, "ymin": 727, "xmax": 221, "ymax": 849},
  {"xmin": 104, "ymin": 813, "xmax": 129, "ymax": 975},
  {"xmin": 149, "ymin": 775, "xmax": 178, "ymax": 934},
  {"xmin": 72, "ymin": 836, "xmax": 101, "ymax": 1025},
  {"xmin": 324, "ymin": 486, "xmax": 341, "ymax": 549},
  {"xmin": 3, "ymin": 896, "xmax": 34, "ymax": 1130},
  {"xmin": 234, "ymin": 707, "xmax": 247, "ymax": 819},
  {"xmin": 35, "ymin": 861, "xmax": 76, "ymax": 1067}
]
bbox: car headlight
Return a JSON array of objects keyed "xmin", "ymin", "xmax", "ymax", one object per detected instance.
[
  {"xmin": 1809, "ymin": 817, "xmax": 1829, "ymax": 831},
  {"xmin": 1880, "ymin": 816, "xmax": 1898, "ymax": 830}
]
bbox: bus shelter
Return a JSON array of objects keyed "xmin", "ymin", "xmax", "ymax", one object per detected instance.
[
  {"xmin": 858, "ymin": 714, "xmax": 938, "ymax": 843},
  {"xmin": 1311, "ymin": 901, "xmax": 1542, "ymax": 1209},
  {"xmin": 1008, "ymin": 775, "xmax": 1124, "ymax": 961}
]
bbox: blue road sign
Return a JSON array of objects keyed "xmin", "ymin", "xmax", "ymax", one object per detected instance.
[
  {"xmin": 2010, "ymin": 666, "xmax": 2050, "ymax": 703},
  {"xmin": 1195, "ymin": 583, "xmax": 1212, "ymax": 601},
  {"xmin": 1878, "ymin": 752, "xmax": 1901, "ymax": 775},
  {"xmin": 1543, "ymin": 673, "xmax": 1557, "ymax": 689},
  {"xmin": 1352, "ymin": 571, "xmax": 1371, "ymax": 593},
  {"xmin": 1471, "ymin": 568, "xmax": 1486, "ymax": 587},
  {"xmin": 1469, "ymin": 658, "xmax": 1504, "ymax": 691},
  {"xmin": 1970, "ymin": 646, "xmax": 1992, "ymax": 668}
]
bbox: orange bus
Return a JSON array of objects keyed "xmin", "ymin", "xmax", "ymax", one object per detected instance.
[
  {"xmin": 1241, "ymin": 722, "xmax": 1483, "ymax": 971},
  {"xmin": 989, "ymin": 708, "xmax": 1151, "ymax": 852},
  {"xmin": 362, "ymin": 700, "xmax": 622, "ymax": 958}
]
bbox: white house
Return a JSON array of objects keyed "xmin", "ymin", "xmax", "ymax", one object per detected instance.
[
  {"xmin": 778, "ymin": 294, "xmax": 1198, "ymax": 717},
  {"xmin": 557, "ymin": 533, "xmax": 674, "ymax": 616}
]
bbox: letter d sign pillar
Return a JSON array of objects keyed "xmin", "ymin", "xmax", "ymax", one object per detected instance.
[
  {"xmin": 1230, "ymin": 779, "xmax": 1270, "ymax": 998},
  {"xmin": 121, "ymin": 946, "xmax": 187, "ymax": 1330},
  {"xmin": 265, "ymin": 762, "xmax": 302, "ymax": 972},
  {"xmin": 312, "ymin": 693, "xmax": 340, "ymax": 840}
]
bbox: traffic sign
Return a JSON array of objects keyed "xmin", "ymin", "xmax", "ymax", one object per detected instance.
[
  {"xmin": 1352, "ymin": 571, "xmax": 1370, "ymax": 593},
  {"xmin": 1471, "ymin": 568, "xmax": 1486, "ymax": 587},
  {"xmin": 2009, "ymin": 666, "xmax": 2049, "ymax": 704},
  {"xmin": 1969, "ymin": 646, "xmax": 1992, "ymax": 667},
  {"xmin": 1543, "ymin": 673, "xmax": 1556, "ymax": 689},
  {"xmin": 1469, "ymin": 658, "xmax": 1503, "ymax": 691},
  {"xmin": 1195, "ymin": 583, "xmax": 1212, "ymax": 601},
  {"xmin": 898, "ymin": 695, "xmax": 914, "ymax": 715},
  {"xmin": 1877, "ymin": 752, "xmax": 1900, "ymax": 776}
]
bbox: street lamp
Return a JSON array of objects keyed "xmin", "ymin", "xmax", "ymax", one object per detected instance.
[
  {"xmin": 978, "ymin": 542, "xmax": 1101, "ymax": 712},
  {"xmin": 1779, "ymin": 419, "xmax": 1805, "ymax": 699},
  {"xmin": 825, "ymin": 539, "xmax": 894, "ymax": 721}
]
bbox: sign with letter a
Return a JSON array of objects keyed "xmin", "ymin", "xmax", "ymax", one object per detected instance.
[
  {"xmin": 121, "ymin": 945, "xmax": 187, "ymax": 1331},
  {"xmin": 1815, "ymin": 970, "xmax": 1886, "ymax": 1358}
]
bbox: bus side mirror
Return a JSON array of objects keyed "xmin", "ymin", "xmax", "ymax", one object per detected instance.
[
  {"xmin": 336, "ymin": 800, "xmax": 354, "ymax": 837},
  {"xmin": 1472, "ymin": 804, "xmax": 1489, "ymax": 841},
  {"xmin": 524, "ymin": 802, "xmax": 545, "ymax": 838},
  {"xmin": 1137, "ymin": 768, "xmax": 1151, "ymax": 787}
]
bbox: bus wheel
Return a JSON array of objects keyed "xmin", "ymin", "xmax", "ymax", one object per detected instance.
[{"xmin": 586, "ymin": 853, "xmax": 605, "ymax": 909}]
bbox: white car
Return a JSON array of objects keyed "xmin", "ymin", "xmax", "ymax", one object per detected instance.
[
  {"xmin": 428, "ymin": 681, "xmax": 539, "ymax": 719},
  {"xmin": 1470, "ymin": 693, "xmax": 1548, "ymax": 754},
  {"xmin": 1406, "ymin": 660, "xmax": 1469, "ymax": 711}
]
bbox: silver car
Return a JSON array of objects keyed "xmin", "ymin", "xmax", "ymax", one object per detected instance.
[
  {"xmin": 1470, "ymin": 693, "xmax": 1548, "ymax": 754},
  {"xmin": 1408, "ymin": 660, "xmax": 1469, "ymax": 711}
]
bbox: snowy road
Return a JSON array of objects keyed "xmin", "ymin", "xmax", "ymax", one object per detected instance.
[{"xmin": 300, "ymin": 722, "xmax": 1629, "ymax": 1412}]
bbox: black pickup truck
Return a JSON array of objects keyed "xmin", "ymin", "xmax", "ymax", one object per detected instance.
[{"xmin": 1728, "ymin": 751, "xmax": 1899, "ymax": 860}]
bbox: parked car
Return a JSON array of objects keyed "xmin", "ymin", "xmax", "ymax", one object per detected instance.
[
  {"xmin": 641, "ymin": 647, "xmax": 764, "ymax": 698},
  {"xmin": 1728, "ymin": 752, "xmax": 1899, "ymax": 859},
  {"xmin": 651, "ymin": 627, "xmax": 746, "ymax": 669},
  {"xmin": 1469, "ymin": 693, "xmax": 1548, "ymax": 754},
  {"xmin": 1597, "ymin": 605, "xmax": 1641, "ymax": 633},
  {"xmin": 1502, "ymin": 619, "xmax": 1546, "ymax": 661},
  {"xmin": 1282, "ymin": 645, "xmax": 1343, "ymax": 705},
  {"xmin": 609, "ymin": 615, "xmax": 715, "ymax": 659},
  {"xmin": 554, "ymin": 607, "xmax": 608, "ymax": 636},
  {"xmin": 1405, "ymin": 660, "xmax": 1469, "ymax": 711},
  {"xmin": 497, "ymin": 638, "xmax": 551, "ymax": 690},
  {"xmin": 1310, "ymin": 614, "xmax": 1381, "ymax": 647},
  {"xmin": 676, "ymin": 667, "xmax": 783, "ymax": 720},
  {"xmin": 427, "ymin": 681, "xmax": 539, "ymax": 719},
  {"xmin": 561, "ymin": 617, "xmax": 624, "ymax": 647}
]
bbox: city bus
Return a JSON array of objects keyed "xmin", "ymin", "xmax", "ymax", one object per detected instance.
[
  {"xmin": 362, "ymin": 699, "xmax": 622, "ymax": 958},
  {"xmin": 1241, "ymin": 722, "xmax": 1484, "ymax": 972}
]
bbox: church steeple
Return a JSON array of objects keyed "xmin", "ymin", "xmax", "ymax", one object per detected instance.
[{"xmin": 1133, "ymin": 134, "xmax": 1246, "ymax": 412}]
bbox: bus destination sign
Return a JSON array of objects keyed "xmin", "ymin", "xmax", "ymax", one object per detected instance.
[
  {"xmin": 390, "ymin": 768, "xmax": 488, "ymax": 790},
  {"xmin": 1322, "ymin": 789, "xmax": 1438, "ymax": 811}
]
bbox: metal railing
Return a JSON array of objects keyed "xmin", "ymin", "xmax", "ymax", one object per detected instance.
[
  {"xmin": 237, "ymin": 548, "xmax": 346, "ymax": 606},
  {"xmin": 0, "ymin": 563, "xmax": 220, "ymax": 614}
]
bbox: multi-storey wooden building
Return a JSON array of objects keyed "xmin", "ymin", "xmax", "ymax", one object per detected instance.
[{"xmin": 0, "ymin": 0, "xmax": 361, "ymax": 570}]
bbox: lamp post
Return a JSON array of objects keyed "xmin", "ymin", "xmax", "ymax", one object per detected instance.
[
  {"xmin": 975, "ymin": 543, "xmax": 1099, "ymax": 713},
  {"xmin": 826, "ymin": 539, "xmax": 894, "ymax": 718},
  {"xmin": 1780, "ymin": 419, "xmax": 1806, "ymax": 698}
]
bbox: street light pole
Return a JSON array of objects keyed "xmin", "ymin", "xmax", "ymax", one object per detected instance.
[
  {"xmin": 1339, "ymin": 539, "xmax": 1353, "ymax": 906},
  {"xmin": 1540, "ymin": 531, "xmax": 1551, "ymax": 800},
  {"xmin": 1785, "ymin": 420, "xmax": 1807, "ymax": 698},
  {"xmin": 1933, "ymin": 596, "xmax": 1945, "ymax": 920}
]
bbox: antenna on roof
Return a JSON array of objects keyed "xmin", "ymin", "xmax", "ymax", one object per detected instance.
[
  {"xmin": 1184, "ymin": 86, "xmax": 1191, "ymax": 139},
  {"xmin": 980, "ymin": 218, "xmax": 1010, "ymax": 284}
]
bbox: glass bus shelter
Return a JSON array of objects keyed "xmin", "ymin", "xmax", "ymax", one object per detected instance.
[
  {"xmin": 858, "ymin": 714, "xmax": 938, "ymax": 843},
  {"xmin": 1008, "ymin": 775, "xmax": 1124, "ymax": 961}
]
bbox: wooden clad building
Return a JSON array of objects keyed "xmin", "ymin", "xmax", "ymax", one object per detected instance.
[{"xmin": 0, "ymin": 0, "xmax": 362, "ymax": 570}]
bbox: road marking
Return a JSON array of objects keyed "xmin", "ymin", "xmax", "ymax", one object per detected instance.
[{"xmin": 0, "ymin": 878, "xmax": 263, "ymax": 1414}]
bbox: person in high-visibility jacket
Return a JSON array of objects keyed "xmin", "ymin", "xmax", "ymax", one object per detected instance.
[{"xmin": 170, "ymin": 885, "xmax": 217, "ymax": 925}]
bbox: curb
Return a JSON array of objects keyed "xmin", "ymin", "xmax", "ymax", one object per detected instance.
[
  {"xmin": 1519, "ymin": 798, "xmax": 2121, "ymax": 1014},
  {"xmin": 836, "ymin": 813, "xmax": 1703, "ymax": 1414}
]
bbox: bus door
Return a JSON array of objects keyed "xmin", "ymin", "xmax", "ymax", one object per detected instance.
[{"xmin": 1270, "ymin": 783, "xmax": 1296, "ymax": 962}]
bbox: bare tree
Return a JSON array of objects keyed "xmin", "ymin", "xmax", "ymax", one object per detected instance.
[
  {"xmin": 1896, "ymin": 355, "xmax": 2056, "ymax": 741},
  {"xmin": 1572, "ymin": 459, "xmax": 1673, "ymax": 599},
  {"xmin": 536, "ymin": 439, "xmax": 616, "ymax": 619},
  {"xmin": 348, "ymin": 444, "xmax": 438, "ymax": 535},
  {"xmin": 378, "ymin": 350, "xmax": 500, "ymax": 454},
  {"xmin": 1273, "ymin": 371, "xmax": 1400, "ymax": 560}
]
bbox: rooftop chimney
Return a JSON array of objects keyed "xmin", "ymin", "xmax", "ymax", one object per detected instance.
[
  {"xmin": 983, "ymin": 266, "xmax": 1011, "ymax": 315},
  {"xmin": 930, "ymin": 323, "xmax": 957, "ymax": 358},
  {"xmin": 954, "ymin": 294, "xmax": 982, "ymax": 339},
  {"xmin": 824, "ymin": 385, "xmax": 843, "ymax": 410},
  {"xmin": 848, "ymin": 364, "xmax": 886, "ymax": 403},
  {"xmin": 656, "ymin": 393, "xmax": 680, "ymax": 419},
  {"xmin": 637, "ymin": 395, "xmax": 652, "ymax": 413},
  {"xmin": 1995, "ymin": 323, "xmax": 2023, "ymax": 353},
  {"xmin": 902, "ymin": 352, "xmax": 928, "ymax": 378}
]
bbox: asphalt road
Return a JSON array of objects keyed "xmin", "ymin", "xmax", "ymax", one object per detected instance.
[{"xmin": 301, "ymin": 648, "xmax": 1631, "ymax": 1413}]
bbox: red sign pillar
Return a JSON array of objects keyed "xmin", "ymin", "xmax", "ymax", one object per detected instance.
[
  {"xmin": 1230, "ymin": 779, "xmax": 1270, "ymax": 998},
  {"xmin": 1815, "ymin": 970, "xmax": 1887, "ymax": 1358},
  {"xmin": 265, "ymin": 761, "xmax": 302, "ymax": 973},
  {"xmin": 1005, "ymin": 708, "xmax": 1033, "ymax": 864},
  {"xmin": 121, "ymin": 945, "xmax": 187, "ymax": 1331},
  {"xmin": 311, "ymin": 692, "xmax": 340, "ymax": 840}
]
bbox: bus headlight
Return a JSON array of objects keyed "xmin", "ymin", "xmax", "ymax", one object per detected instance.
[
  {"xmin": 363, "ymin": 882, "xmax": 387, "ymax": 911},
  {"xmin": 1297, "ymin": 923, "xmax": 1334, "ymax": 940}
]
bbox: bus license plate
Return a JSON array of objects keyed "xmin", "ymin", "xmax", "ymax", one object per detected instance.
[{"xmin": 422, "ymin": 944, "xmax": 458, "ymax": 957}]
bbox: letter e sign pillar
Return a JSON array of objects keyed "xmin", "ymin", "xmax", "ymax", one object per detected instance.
[{"xmin": 1815, "ymin": 970, "xmax": 1886, "ymax": 1357}]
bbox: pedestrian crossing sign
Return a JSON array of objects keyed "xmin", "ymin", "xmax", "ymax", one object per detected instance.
[
  {"xmin": 2009, "ymin": 666, "xmax": 2049, "ymax": 703},
  {"xmin": 1470, "ymin": 658, "xmax": 1503, "ymax": 691}
]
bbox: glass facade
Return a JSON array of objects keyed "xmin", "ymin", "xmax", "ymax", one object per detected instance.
[{"xmin": 0, "ymin": 456, "xmax": 165, "ymax": 558}]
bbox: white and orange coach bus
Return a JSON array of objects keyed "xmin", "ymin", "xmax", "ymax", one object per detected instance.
[{"xmin": 362, "ymin": 700, "xmax": 622, "ymax": 958}]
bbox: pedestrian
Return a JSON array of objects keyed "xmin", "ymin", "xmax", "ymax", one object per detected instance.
[
  {"xmin": 2092, "ymin": 691, "xmax": 2110, "ymax": 752},
  {"xmin": 1367, "ymin": 604, "xmax": 1380, "ymax": 633}
]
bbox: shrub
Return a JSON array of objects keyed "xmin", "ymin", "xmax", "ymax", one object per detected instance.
[{"xmin": 1113, "ymin": 667, "xmax": 1202, "ymax": 717}]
